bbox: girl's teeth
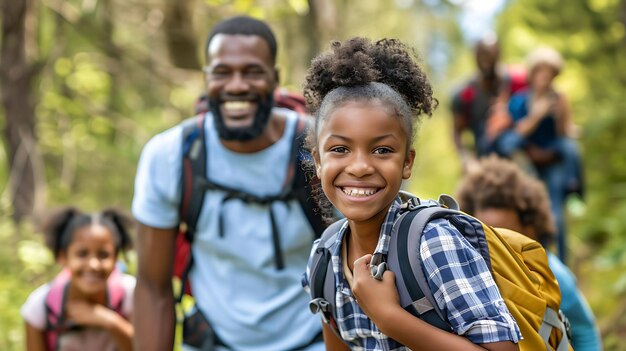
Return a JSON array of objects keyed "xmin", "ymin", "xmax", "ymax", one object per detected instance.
[{"xmin": 342, "ymin": 187, "xmax": 377, "ymax": 197}]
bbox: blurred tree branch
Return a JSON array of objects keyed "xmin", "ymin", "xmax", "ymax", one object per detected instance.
[
  {"xmin": 1, "ymin": 0, "xmax": 46, "ymax": 223},
  {"xmin": 163, "ymin": 0, "xmax": 200, "ymax": 70}
]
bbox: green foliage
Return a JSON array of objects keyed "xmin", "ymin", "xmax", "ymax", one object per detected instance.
[
  {"xmin": 1, "ymin": 0, "xmax": 453, "ymax": 349},
  {"xmin": 2, "ymin": 0, "xmax": 626, "ymax": 348},
  {"xmin": 0, "ymin": 220, "xmax": 55, "ymax": 351},
  {"xmin": 499, "ymin": 0, "xmax": 626, "ymax": 347}
]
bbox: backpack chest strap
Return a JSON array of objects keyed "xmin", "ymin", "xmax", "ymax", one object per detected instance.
[
  {"xmin": 196, "ymin": 177, "xmax": 298, "ymax": 270},
  {"xmin": 196, "ymin": 177, "xmax": 296, "ymax": 204}
]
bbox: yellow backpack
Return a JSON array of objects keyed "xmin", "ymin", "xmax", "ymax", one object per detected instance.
[
  {"xmin": 484, "ymin": 226, "xmax": 571, "ymax": 350},
  {"xmin": 307, "ymin": 194, "xmax": 572, "ymax": 350}
]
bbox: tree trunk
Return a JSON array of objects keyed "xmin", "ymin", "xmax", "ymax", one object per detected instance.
[
  {"xmin": 163, "ymin": 0, "xmax": 200, "ymax": 70},
  {"xmin": 101, "ymin": 0, "xmax": 123, "ymax": 114},
  {"xmin": 620, "ymin": 0, "xmax": 626, "ymax": 46},
  {"xmin": 0, "ymin": 0, "xmax": 43, "ymax": 223},
  {"xmin": 306, "ymin": 0, "xmax": 337, "ymax": 57}
]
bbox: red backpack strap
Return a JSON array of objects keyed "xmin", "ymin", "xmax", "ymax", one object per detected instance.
[
  {"xmin": 106, "ymin": 269, "xmax": 127, "ymax": 317},
  {"xmin": 44, "ymin": 269, "xmax": 128, "ymax": 350},
  {"xmin": 44, "ymin": 269, "xmax": 71, "ymax": 351},
  {"xmin": 174, "ymin": 114, "xmax": 207, "ymax": 299}
]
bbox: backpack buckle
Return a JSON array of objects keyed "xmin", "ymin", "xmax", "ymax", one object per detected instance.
[
  {"xmin": 309, "ymin": 298, "xmax": 330, "ymax": 316},
  {"xmin": 405, "ymin": 197, "xmax": 421, "ymax": 211},
  {"xmin": 370, "ymin": 253, "xmax": 387, "ymax": 281},
  {"xmin": 437, "ymin": 194, "xmax": 459, "ymax": 210}
]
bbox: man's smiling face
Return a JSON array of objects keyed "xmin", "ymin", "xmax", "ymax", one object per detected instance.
[{"xmin": 205, "ymin": 34, "xmax": 278, "ymax": 141}]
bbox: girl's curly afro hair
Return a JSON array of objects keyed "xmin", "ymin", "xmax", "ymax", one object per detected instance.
[{"xmin": 303, "ymin": 37, "xmax": 436, "ymax": 118}]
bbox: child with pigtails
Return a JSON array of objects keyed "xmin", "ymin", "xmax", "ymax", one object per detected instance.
[{"xmin": 21, "ymin": 208, "xmax": 135, "ymax": 351}]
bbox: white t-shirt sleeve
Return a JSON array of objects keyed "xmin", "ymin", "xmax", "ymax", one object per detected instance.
[
  {"xmin": 132, "ymin": 127, "xmax": 183, "ymax": 229},
  {"xmin": 21, "ymin": 284, "xmax": 50, "ymax": 330}
]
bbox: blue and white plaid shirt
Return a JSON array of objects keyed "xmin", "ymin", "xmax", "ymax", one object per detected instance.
[{"xmin": 304, "ymin": 197, "xmax": 521, "ymax": 350}]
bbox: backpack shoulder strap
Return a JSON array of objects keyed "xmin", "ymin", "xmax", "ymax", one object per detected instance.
[
  {"xmin": 106, "ymin": 269, "xmax": 127, "ymax": 317},
  {"xmin": 307, "ymin": 219, "xmax": 346, "ymax": 337},
  {"xmin": 290, "ymin": 114, "xmax": 326, "ymax": 237},
  {"xmin": 44, "ymin": 269, "xmax": 71, "ymax": 351},
  {"xmin": 175, "ymin": 114, "xmax": 207, "ymax": 300},
  {"xmin": 180, "ymin": 114, "xmax": 208, "ymax": 237},
  {"xmin": 391, "ymin": 193, "xmax": 474, "ymax": 332},
  {"xmin": 389, "ymin": 203, "xmax": 456, "ymax": 332}
]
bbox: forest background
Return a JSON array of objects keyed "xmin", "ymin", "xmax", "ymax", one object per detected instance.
[{"xmin": 1, "ymin": 0, "xmax": 625, "ymax": 349}]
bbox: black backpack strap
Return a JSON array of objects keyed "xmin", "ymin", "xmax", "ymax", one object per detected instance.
[
  {"xmin": 290, "ymin": 115, "xmax": 326, "ymax": 237},
  {"xmin": 180, "ymin": 114, "xmax": 208, "ymax": 236},
  {"xmin": 307, "ymin": 219, "xmax": 346, "ymax": 339},
  {"xmin": 178, "ymin": 114, "xmax": 207, "ymax": 300},
  {"xmin": 179, "ymin": 113, "xmax": 324, "ymax": 273},
  {"xmin": 269, "ymin": 206, "xmax": 284, "ymax": 270},
  {"xmin": 190, "ymin": 114, "xmax": 308, "ymax": 270}
]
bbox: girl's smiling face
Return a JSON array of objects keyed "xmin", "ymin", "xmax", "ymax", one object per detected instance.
[
  {"xmin": 59, "ymin": 224, "xmax": 117, "ymax": 298},
  {"xmin": 314, "ymin": 100, "xmax": 415, "ymax": 225}
]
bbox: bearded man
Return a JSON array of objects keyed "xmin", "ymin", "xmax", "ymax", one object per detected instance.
[{"xmin": 132, "ymin": 16, "xmax": 324, "ymax": 351}]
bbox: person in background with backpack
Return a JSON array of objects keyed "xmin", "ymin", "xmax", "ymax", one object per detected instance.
[
  {"xmin": 456, "ymin": 155, "xmax": 601, "ymax": 351},
  {"xmin": 450, "ymin": 33, "xmax": 526, "ymax": 171},
  {"xmin": 132, "ymin": 16, "xmax": 325, "ymax": 351},
  {"xmin": 301, "ymin": 37, "xmax": 521, "ymax": 350},
  {"xmin": 21, "ymin": 207, "xmax": 135, "ymax": 351},
  {"xmin": 494, "ymin": 47, "xmax": 583, "ymax": 263}
]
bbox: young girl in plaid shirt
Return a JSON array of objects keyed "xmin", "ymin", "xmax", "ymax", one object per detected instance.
[{"xmin": 302, "ymin": 37, "xmax": 521, "ymax": 351}]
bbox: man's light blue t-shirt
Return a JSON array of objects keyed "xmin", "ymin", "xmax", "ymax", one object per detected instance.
[{"xmin": 132, "ymin": 109, "xmax": 323, "ymax": 351}]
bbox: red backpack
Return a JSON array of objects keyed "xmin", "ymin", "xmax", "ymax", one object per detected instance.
[
  {"xmin": 459, "ymin": 67, "xmax": 527, "ymax": 142},
  {"xmin": 44, "ymin": 269, "xmax": 127, "ymax": 351}
]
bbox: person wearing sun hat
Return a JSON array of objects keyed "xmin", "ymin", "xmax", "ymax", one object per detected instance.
[{"xmin": 494, "ymin": 46, "xmax": 584, "ymax": 263}]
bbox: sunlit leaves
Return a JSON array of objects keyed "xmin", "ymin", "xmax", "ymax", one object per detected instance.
[
  {"xmin": 499, "ymin": 0, "xmax": 626, "ymax": 342},
  {"xmin": 287, "ymin": 0, "xmax": 309, "ymax": 15},
  {"xmin": 588, "ymin": 0, "xmax": 621, "ymax": 12},
  {"xmin": 17, "ymin": 240, "xmax": 54, "ymax": 275}
]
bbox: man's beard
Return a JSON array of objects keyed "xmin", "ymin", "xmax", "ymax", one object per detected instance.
[{"xmin": 209, "ymin": 94, "xmax": 274, "ymax": 141}]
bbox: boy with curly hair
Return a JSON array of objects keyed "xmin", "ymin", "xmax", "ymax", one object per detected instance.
[{"xmin": 456, "ymin": 155, "xmax": 601, "ymax": 351}]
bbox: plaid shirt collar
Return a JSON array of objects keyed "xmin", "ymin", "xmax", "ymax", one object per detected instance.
[
  {"xmin": 373, "ymin": 197, "xmax": 402, "ymax": 257},
  {"xmin": 335, "ymin": 196, "xmax": 403, "ymax": 257}
]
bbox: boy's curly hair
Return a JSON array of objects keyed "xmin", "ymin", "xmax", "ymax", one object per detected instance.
[{"xmin": 456, "ymin": 155, "xmax": 556, "ymax": 242}]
